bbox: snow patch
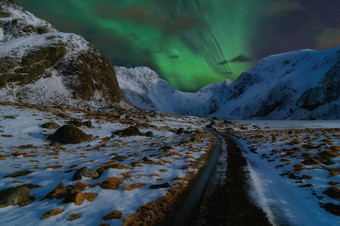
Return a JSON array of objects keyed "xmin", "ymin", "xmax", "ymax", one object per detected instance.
[{"xmin": 0, "ymin": 28, "xmax": 4, "ymax": 41}]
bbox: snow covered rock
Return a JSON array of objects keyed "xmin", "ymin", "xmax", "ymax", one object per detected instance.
[
  {"xmin": 116, "ymin": 47, "xmax": 340, "ymax": 119},
  {"xmin": 0, "ymin": 0, "xmax": 123, "ymax": 109}
]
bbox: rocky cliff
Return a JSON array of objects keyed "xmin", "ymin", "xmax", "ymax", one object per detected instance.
[{"xmin": 0, "ymin": 0, "xmax": 123, "ymax": 109}]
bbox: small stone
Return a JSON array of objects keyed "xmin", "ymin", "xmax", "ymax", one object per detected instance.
[
  {"xmin": 176, "ymin": 128, "xmax": 184, "ymax": 134},
  {"xmin": 41, "ymin": 122, "xmax": 59, "ymax": 129},
  {"xmin": 145, "ymin": 131, "xmax": 154, "ymax": 137}
]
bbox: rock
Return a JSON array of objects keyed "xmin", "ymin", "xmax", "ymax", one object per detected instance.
[
  {"xmin": 63, "ymin": 192, "xmax": 97, "ymax": 206},
  {"xmin": 70, "ymin": 182, "xmax": 90, "ymax": 194},
  {"xmin": 145, "ymin": 131, "xmax": 153, "ymax": 137},
  {"xmin": 48, "ymin": 125, "xmax": 92, "ymax": 144},
  {"xmin": 41, "ymin": 122, "xmax": 59, "ymax": 129},
  {"xmin": 113, "ymin": 126, "xmax": 141, "ymax": 137},
  {"xmin": 68, "ymin": 119, "xmax": 93, "ymax": 128},
  {"xmin": 0, "ymin": 185, "xmax": 31, "ymax": 208},
  {"xmin": 82, "ymin": 121, "xmax": 93, "ymax": 128},
  {"xmin": 176, "ymin": 128, "xmax": 184, "ymax": 134},
  {"xmin": 72, "ymin": 167, "xmax": 99, "ymax": 180},
  {"xmin": 67, "ymin": 119, "xmax": 83, "ymax": 127},
  {"xmin": 149, "ymin": 183, "xmax": 171, "ymax": 189}
]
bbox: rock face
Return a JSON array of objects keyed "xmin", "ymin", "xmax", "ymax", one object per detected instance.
[
  {"xmin": 0, "ymin": 0, "xmax": 122, "ymax": 109},
  {"xmin": 117, "ymin": 48, "xmax": 340, "ymax": 119},
  {"xmin": 0, "ymin": 185, "xmax": 30, "ymax": 208},
  {"xmin": 48, "ymin": 125, "xmax": 92, "ymax": 144}
]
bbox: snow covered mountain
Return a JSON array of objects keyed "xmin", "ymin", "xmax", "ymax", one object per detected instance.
[
  {"xmin": 0, "ymin": 0, "xmax": 123, "ymax": 110},
  {"xmin": 115, "ymin": 66, "xmax": 231, "ymax": 115},
  {"xmin": 116, "ymin": 47, "xmax": 340, "ymax": 120}
]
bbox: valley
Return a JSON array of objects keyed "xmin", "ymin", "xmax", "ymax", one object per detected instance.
[{"xmin": 0, "ymin": 1, "xmax": 339, "ymax": 225}]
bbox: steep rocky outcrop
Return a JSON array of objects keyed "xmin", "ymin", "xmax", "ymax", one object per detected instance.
[{"xmin": 0, "ymin": 0, "xmax": 122, "ymax": 109}]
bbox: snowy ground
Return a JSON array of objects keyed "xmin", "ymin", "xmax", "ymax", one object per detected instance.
[
  {"xmin": 0, "ymin": 103, "xmax": 214, "ymax": 225},
  {"xmin": 213, "ymin": 120, "xmax": 340, "ymax": 225}
]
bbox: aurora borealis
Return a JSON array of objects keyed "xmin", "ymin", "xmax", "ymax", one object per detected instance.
[{"xmin": 17, "ymin": 0, "xmax": 340, "ymax": 91}]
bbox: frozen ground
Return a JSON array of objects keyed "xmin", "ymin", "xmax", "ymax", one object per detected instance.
[
  {"xmin": 234, "ymin": 120, "xmax": 340, "ymax": 130},
  {"xmin": 0, "ymin": 103, "xmax": 214, "ymax": 225},
  {"xmin": 213, "ymin": 120, "xmax": 340, "ymax": 225}
]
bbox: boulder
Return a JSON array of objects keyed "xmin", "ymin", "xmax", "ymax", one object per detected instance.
[
  {"xmin": 72, "ymin": 167, "xmax": 99, "ymax": 180},
  {"xmin": 48, "ymin": 125, "xmax": 92, "ymax": 144},
  {"xmin": 113, "ymin": 126, "xmax": 141, "ymax": 137},
  {"xmin": 0, "ymin": 185, "xmax": 30, "ymax": 208},
  {"xmin": 41, "ymin": 122, "xmax": 59, "ymax": 129}
]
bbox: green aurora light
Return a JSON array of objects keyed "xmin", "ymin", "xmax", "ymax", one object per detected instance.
[
  {"xmin": 17, "ymin": 0, "xmax": 259, "ymax": 91},
  {"xmin": 17, "ymin": 0, "xmax": 339, "ymax": 91}
]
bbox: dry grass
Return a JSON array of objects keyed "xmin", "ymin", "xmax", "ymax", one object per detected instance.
[
  {"xmin": 97, "ymin": 177, "xmax": 124, "ymax": 190},
  {"xmin": 40, "ymin": 208, "xmax": 63, "ymax": 220},
  {"xmin": 67, "ymin": 213, "xmax": 81, "ymax": 221},
  {"xmin": 123, "ymin": 183, "xmax": 146, "ymax": 191},
  {"xmin": 103, "ymin": 210, "xmax": 122, "ymax": 220},
  {"xmin": 323, "ymin": 187, "xmax": 340, "ymax": 200}
]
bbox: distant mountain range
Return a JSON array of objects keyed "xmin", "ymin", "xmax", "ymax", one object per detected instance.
[
  {"xmin": 117, "ymin": 47, "xmax": 340, "ymax": 120},
  {"xmin": 1, "ymin": 0, "xmax": 339, "ymax": 119}
]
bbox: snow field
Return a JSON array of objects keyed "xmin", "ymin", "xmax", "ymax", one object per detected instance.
[{"xmin": 0, "ymin": 104, "xmax": 214, "ymax": 225}]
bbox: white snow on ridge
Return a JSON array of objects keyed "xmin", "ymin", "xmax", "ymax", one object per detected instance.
[
  {"xmin": 116, "ymin": 47, "xmax": 340, "ymax": 120},
  {"xmin": 116, "ymin": 66, "xmax": 231, "ymax": 116},
  {"xmin": 0, "ymin": 32, "xmax": 89, "ymax": 59}
]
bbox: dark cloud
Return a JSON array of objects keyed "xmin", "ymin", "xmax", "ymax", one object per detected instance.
[
  {"xmin": 217, "ymin": 55, "xmax": 252, "ymax": 65},
  {"xmin": 93, "ymin": 2, "xmax": 162, "ymax": 25},
  {"xmin": 316, "ymin": 28, "xmax": 340, "ymax": 50},
  {"xmin": 162, "ymin": 15, "xmax": 206, "ymax": 35},
  {"xmin": 169, "ymin": 55, "xmax": 180, "ymax": 59},
  {"xmin": 230, "ymin": 55, "xmax": 252, "ymax": 63},
  {"xmin": 265, "ymin": 1, "xmax": 301, "ymax": 16}
]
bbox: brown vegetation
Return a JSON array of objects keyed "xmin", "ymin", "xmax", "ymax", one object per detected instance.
[{"xmin": 40, "ymin": 208, "xmax": 63, "ymax": 220}]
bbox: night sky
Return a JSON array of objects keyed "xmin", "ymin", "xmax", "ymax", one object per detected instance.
[{"xmin": 17, "ymin": 0, "xmax": 340, "ymax": 91}]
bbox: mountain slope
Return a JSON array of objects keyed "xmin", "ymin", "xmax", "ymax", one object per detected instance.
[
  {"xmin": 0, "ymin": 0, "xmax": 123, "ymax": 109},
  {"xmin": 115, "ymin": 66, "xmax": 231, "ymax": 115},
  {"xmin": 116, "ymin": 47, "xmax": 340, "ymax": 120}
]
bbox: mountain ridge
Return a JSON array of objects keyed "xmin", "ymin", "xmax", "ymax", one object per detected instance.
[{"xmin": 117, "ymin": 47, "xmax": 340, "ymax": 120}]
